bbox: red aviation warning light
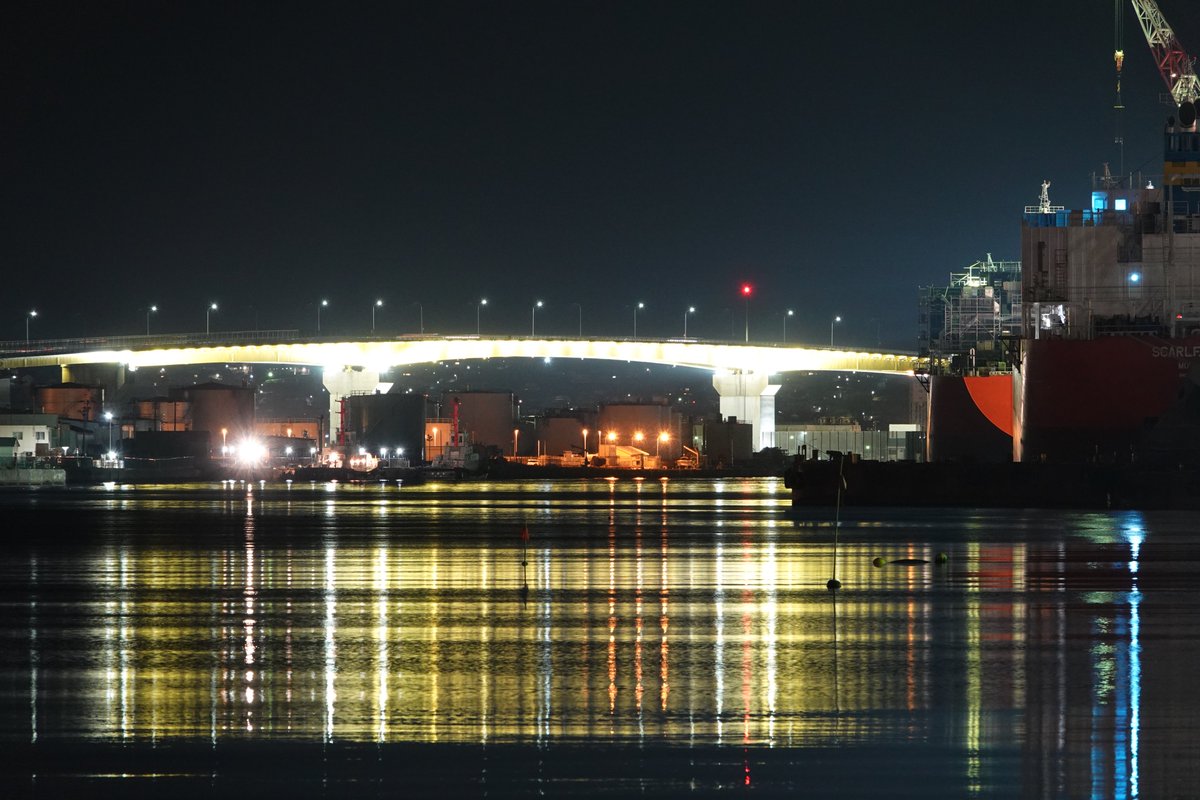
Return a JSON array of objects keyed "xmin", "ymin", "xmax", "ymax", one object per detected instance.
[{"xmin": 740, "ymin": 283, "xmax": 753, "ymax": 342}]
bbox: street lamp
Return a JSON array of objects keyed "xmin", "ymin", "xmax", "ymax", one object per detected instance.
[
  {"xmin": 531, "ymin": 300, "xmax": 543, "ymax": 336},
  {"xmin": 582, "ymin": 427, "xmax": 589, "ymax": 455},
  {"xmin": 206, "ymin": 302, "xmax": 218, "ymax": 335},
  {"xmin": 633, "ymin": 302, "xmax": 644, "ymax": 338},
  {"xmin": 513, "ymin": 428, "xmax": 520, "ymax": 457},
  {"xmin": 783, "ymin": 309, "xmax": 794, "ymax": 342},
  {"xmin": 317, "ymin": 299, "xmax": 328, "ymax": 333},
  {"xmin": 571, "ymin": 302, "xmax": 582, "ymax": 337},
  {"xmin": 657, "ymin": 431, "xmax": 669, "ymax": 458},
  {"xmin": 741, "ymin": 284, "xmax": 752, "ymax": 343},
  {"xmin": 683, "ymin": 306, "xmax": 695, "ymax": 338},
  {"xmin": 830, "ymin": 315, "xmax": 842, "ymax": 346},
  {"xmin": 25, "ymin": 310, "xmax": 37, "ymax": 345},
  {"xmin": 146, "ymin": 305, "xmax": 158, "ymax": 336},
  {"xmin": 221, "ymin": 428, "xmax": 228, "ymax": 455},
  {"xmin": 104, "ymin": 411, "xmax": 114, "ymax": 451},
  {"xmin": 476, "ymin": 298, "xmax": 487, "ymax": 335},
  {"xmin": 412, "ymin": 302, "xmax": 423, "ymax": 334},
  {"xmin": 371, "ymin": 299, "xmax": 383, "ymax": 333}
]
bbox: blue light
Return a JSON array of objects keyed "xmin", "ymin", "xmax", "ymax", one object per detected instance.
[{"xmin": 1128, "ymin": 272, "xmax": 1141, "ymax": 284}]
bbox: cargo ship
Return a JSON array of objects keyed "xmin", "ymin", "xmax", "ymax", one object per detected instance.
[
  {"xmin": 1014, "ymin": 104, "xmax": 1200, "ymax": 467},
  {"xmin": 919, "ymin": 105, "xmax": 1200, "ymax": 469},
  {"xmin": 789, "ymin": 106, "xmax": 1200, "ymax": 509}
]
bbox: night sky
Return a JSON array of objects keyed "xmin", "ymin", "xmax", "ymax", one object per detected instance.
[{"xmin": 5, "ymin": 1, "xmax": 1197, "ymax": 348}]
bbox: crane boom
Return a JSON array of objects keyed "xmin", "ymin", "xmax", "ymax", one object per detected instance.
[{"xmin": 1130, "ymin": 0, "xmax": 1200, "ymax": 104}]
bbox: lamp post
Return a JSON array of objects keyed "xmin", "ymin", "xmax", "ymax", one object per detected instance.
[
  {"xmin": 633, "ymin": 302, "xmax": 644, "ymax": 338},
  {"xmin": 571, "ymin": 302, "xmax": 582, "ymax": 337},
  {"xmin": 146, "ymin": 305, "xmax": 158, "ymax": 336},
  {"xmin": 205, "ymin": 302, "xmax": 217, "ymax": 335},
  {"xmin": 513, "ymin": 428, "xmax": 519, "ymax": 457},
  {"xmin": 741, "ymin": 284, "xmax": 752, "ymax": 342},
  {"xmin": 221, "ymin": 428, "xmax": 228, "ymax": 456},
  {"xmin": 25, "ymin": 310, "xmax": 37, "ymax": 345},
  {"xmin": 683, "ymin": 306, "xmax": 695, "ymax": 338},
  {"xmin": 830, "ymin": 315, "xmax": 842, "ymax": 346},
  {"xmin": 531, "ymin": 300, "xmax": 543, "ymax": 336},
  {"xmin": 412, "ymin": 302, "xmax": 423, "ymax": 334},
  {"xmin": 317, "ymin": 299, "xmax": 328, "ymax": 333},
  {"xmin": 582, "ymin": 427, "xmax": 589, "ymax": 456},
  {"xmin": 783, "ymin": 309, "xmax": 794, "ymax": 342},
  {"xmin": 371, "ymin": 299, "xmax": 383, "ymax": 333},
  {"xmin": 476, "ymin": 298, "xmax": 487, "ymax": 335},
  {"xmin": 104, "ymin": 411, "xmax": 114, "ymax": 451},
  {"xmin": 657, "ymin": 431, "xmax": 668, "ymax": 458}
]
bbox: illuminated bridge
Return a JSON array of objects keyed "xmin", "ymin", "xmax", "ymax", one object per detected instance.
[{"xmin": 0, "ymin": 330, "xmax": 929, "ymax": 448}]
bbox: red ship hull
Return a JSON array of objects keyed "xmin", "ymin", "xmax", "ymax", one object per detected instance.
[{"xmin": 1015, "ymin": 336, "xmax": 1200, "ymax": 463}]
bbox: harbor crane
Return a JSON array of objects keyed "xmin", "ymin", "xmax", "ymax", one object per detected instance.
[{"xmin": 1130, "ymin": 0, "xmax": 1200, "ymax": 104}]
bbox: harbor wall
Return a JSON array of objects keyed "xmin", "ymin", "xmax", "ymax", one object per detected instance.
[{"xmin": 0, "ymin": 467, "xmax": 67, "ymax": 486}]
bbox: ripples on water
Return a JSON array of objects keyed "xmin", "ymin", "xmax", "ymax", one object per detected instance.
[{"xmin": 0, "ymin": 478, "xmax": 1189, "ymax": 797}]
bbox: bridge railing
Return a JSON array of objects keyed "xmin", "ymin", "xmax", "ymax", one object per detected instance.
[{"xmin": 0, "ymin": 330, "xmax": 302, "ymax": 358}]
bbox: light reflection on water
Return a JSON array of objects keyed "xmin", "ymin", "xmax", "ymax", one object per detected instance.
[{"xmin": 0, "ymin": 479, "xmax": 1186, "ymax": 796}]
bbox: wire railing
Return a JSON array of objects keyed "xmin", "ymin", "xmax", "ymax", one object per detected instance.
[
  {"xmin": 0, "ymin": 330, "xmax": 302, "ymax": 358},
  {"xmin": 0, "ymin": 330, "xmax": 922, "ymax": 360}
]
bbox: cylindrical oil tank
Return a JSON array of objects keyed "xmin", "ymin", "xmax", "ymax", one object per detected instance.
[
  {"xmin": 133, "ymin": 399, "xmax": 192, "ymax": 432},
  {"xmin": 444, "ymin": 391, "xmax": 516, "ymax": 451},
  {"xmin": 36, "ymin": 384, "xmax": 104, "ymax": 420},
  {"xmin": 170, "ymin": 383, "xmax": 255, "ymax": 449},
  {"xmin": 343, "ymin": 393, "xmax": 425, "ymax": 455}
]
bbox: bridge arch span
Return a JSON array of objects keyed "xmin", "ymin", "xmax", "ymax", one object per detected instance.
[{"xmin": 1, "ymin": 336, "xmax": 927, "ymax": 450}]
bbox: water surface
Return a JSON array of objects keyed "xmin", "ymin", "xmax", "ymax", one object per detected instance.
[{"xmin": 0, "ymin": 478, "xmax": 1185, "ymax": 797}]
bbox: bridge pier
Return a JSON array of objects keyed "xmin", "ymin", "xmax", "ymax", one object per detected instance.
[
  {"xmin": 322, "ymin": 367, "xmax": 382, "ymax": 448},
  {"xmin": 712, "ymin": 370, "xmax": 780, "ymax": 452}
]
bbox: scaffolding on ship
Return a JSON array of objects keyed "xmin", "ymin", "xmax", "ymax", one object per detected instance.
[{"xmin": 918, "ymin": 254, "xmax": 1022, "ymax": 373}]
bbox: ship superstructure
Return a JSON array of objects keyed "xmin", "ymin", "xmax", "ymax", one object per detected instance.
[{"xmin": 918, "ymin": 254, "xmax": 1022, "ymax": 373}]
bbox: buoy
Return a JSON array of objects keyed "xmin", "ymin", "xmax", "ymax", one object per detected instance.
[
  {"xmin": 935, "ymin": 552, "xmax": 948, "ymax": 564},
  {"xmin": 826, "ymin": 578, "xmax": 841, "ymax": 591},
  {"xmin": 872, "ymin": 557, "xmax": 885, "ymax": 568}
]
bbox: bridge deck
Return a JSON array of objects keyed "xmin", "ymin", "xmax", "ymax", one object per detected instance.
[{"xmin": 0, "ymin": 333, "xmax": 927, "ymax": 374}]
